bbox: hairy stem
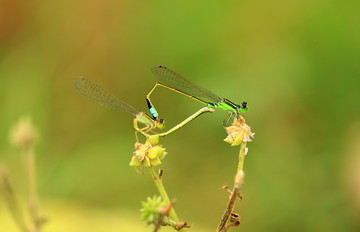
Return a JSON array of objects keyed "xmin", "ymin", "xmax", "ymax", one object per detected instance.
[{"xmin": 217, "ymin": 142, "xmax": 247, "ymax": 232}]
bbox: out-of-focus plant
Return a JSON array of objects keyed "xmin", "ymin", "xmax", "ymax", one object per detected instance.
[
  {"xmin": 0, "ymin": 165, "xmax": 28, "ymax": 232},
  {"xmin": 0, "ymin": 116, "xmax": 47, "ymax": 232}
]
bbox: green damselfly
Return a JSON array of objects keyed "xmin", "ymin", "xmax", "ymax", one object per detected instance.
[
  {"xmin": 73, "ymin": 77, "xmax": 214, "ymax": 140},
  {"xmin": 146, "ymin": 65, "xmax": 248, "ymax": 126}
]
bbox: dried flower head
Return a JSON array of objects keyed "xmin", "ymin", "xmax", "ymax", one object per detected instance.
[
  {"xmin": 9, "ymin": 116, "xmax": 38, "ymax": 149},
  {"xmin": 224, "ymin": 116, "xmax": 255, "ymax": 146}
]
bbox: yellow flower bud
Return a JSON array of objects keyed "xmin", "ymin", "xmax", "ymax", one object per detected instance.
[
  {"xmin": 146, "ymin": 135, "xmax": 160, "ymax": 146},
  {"xmin": 147, "ymin": 146, "xmax": 166, "ymax": 159},
  {"xmin": 144, "ymin": 156, "xmax": 151, "ymax": 167},
  {"xmin": 133, "ymin": 149, "xmax": 146, "ymax": 162},
  {"xmin": 129, "ymin": 156, "xmax": 143, "ymax": 167},
  {"xmin": 150, "ymin": 157, "xmax": 162, "ymax": 166},
  {"xmin": 159, "ymin": 151, "xmax": 167, "ymax": 160}
]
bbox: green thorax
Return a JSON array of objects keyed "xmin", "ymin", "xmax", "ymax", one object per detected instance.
[{"xmin": 207, "ymin": 101, "xmax": 237, "ymax": 112}]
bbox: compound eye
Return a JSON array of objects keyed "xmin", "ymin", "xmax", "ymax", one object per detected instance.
[
  {"xmin": 239, "ymin": 102, "xmax": 248, "ymax": 113},
  {"xmin": 157, "ymin": 119, "xmax": 165, "ymax": 129}
]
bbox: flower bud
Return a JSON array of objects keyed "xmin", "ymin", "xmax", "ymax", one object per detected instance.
[
  {"xmin": 129, "ymin": 156, "xmax": 143, "ymax": 167},
  {"xmin": 134, "ymin": 142, "xmax": 142, "ymax": 150},
  {"xmin": 159, "ymin": 151, "xmax": 167, "ymax": 160},
  {"xmin": 134, "ymin": 149, "xmax": 146, "ymax": 161},
  {"xmin": 144, "ymin": 156, "xmax": 151, "ymax": 167},
  {"xmin": 150, "ymin": 157, "xmax": 162, "ymax": 166},
  {"xmin": 146, "ymin": 135, "xmax": 160, "ymax": 146},
  {"xmin": 147, "ymin": 146, "xmax": 166, "ymax": 159}
]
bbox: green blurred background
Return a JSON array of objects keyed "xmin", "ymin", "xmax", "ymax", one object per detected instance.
[{"xmin": 1, "ymin": 0, "xmax": 360, "ymax": 231}]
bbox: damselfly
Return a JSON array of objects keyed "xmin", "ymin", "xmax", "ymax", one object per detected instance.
[{"xmin": 146, "ymin": 65, "xmax": 247, "ymax": 126}]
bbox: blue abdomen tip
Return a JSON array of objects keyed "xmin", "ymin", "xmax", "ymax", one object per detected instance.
[{"xmin": 150, "ymin": 108, "xmax": 158, "ymax": 117}]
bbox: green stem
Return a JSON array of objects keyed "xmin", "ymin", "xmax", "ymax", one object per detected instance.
[
  {"xmin": 148, "ymin": 167, "xmax": 180, "ymax": 222},
  {"xmin": 162, "ymin": 217, "xmax": 178, "ymax": 228}
]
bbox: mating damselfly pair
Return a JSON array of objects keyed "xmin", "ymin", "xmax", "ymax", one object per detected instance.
[{"xmin": 73, "ymin": 65, "xmax": 247, "ymax": 140}]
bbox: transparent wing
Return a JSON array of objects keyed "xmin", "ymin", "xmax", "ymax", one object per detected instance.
[
  {"xmin": 152, "ymin": 65, "xmax": 222, "ymax": 103},
  {"xmin": 73, "ymin": 77, "xmax": 139, "ymax": 116}
]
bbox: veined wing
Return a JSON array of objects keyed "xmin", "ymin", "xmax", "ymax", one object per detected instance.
[
  {"xmin": 73, "ymin": 77, "xmax": 139, "ymax": 116},
  {"xmin": 151, "ymin": 65, "xmax": 222, "ymax": 103}
]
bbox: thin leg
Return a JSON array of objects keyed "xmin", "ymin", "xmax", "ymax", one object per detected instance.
[
  {"xmin": 135, "ymin": 125, "xmax": 153, "ymax": 142},
  {"xmin": 144, "ymin": 124, "xmax": 156, "ymax": 134},
  {"xmin": 134, "ymin": 130, "xmax": 139, "ymax": 143},
  {"xmin": 223, "ymin": 112, "xmax": 235, "ymax": 127},
  {"xmin": 133, "ymin": 118, "xmax": 152, "ymax": 139}
]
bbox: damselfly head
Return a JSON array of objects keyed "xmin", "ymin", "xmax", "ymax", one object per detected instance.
[
  {"xmin": 157, "ymin": 118, "xmax": 165, "ymax": 129},
  {"xmin": 238, "ymin": 102, "xmax": 248, "ymax": 113}
]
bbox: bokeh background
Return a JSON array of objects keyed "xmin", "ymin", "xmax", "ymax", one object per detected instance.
[{"xmin": 1, "ymin": 0, "xmax": 360, "ymax": 231}]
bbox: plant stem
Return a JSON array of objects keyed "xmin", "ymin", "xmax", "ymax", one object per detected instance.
[
  {"xmin": 217, "ymin": 142, "xmax": 247, "ymax": 232},
  {"xmin": 237, "ymin": 142, "xmax": 247, "ymax": 173},
  {"xmin": 0, "ymin": 166, "xmax": 28, "ymax": 232},
  {"xmin": 148, "ymin": 167, "xmax": 180, "ymax": 222},
  {"xmin": 24, "ymin": 147, "xmax": 41, "ymax": 232}
]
